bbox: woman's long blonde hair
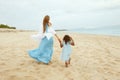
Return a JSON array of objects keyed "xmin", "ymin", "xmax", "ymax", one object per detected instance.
[{"xmin": 43, "ymin": 15, "xmax": 50, "ymax": 33}]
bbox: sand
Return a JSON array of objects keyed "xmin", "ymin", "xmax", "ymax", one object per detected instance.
[{"xmin": 0, "ymin": 29, "xmax": 120, "ymax": 80}]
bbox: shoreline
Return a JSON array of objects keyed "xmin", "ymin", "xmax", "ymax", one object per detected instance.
[
  {"xmin": 0, "ymin": 28, "xmax": 120, "ymax": 37},
  {"xmin": 0, "ymin": 28, "xmax": 36, "ymax": 32}
]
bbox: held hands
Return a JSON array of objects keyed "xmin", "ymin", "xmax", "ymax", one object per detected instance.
[{"xmin": 55, "ymin": 34, "xmax": 63, "ymax": 48}]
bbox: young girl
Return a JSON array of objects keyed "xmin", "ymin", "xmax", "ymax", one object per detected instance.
[{"xmin": 60, "ymin": 35, "xmax": 75, "ymax": 67}]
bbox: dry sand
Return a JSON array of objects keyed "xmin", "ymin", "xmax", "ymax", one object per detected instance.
[{"xmin": 0, "ymin": 29, "xmax": 120, "ymax": 80}]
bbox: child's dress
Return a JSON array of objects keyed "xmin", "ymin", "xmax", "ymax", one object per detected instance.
[
  {"xmin": 28, "ymin": 24, "xmax": 56, "ymax": 64},
  {"xmin": 61, "ymin": 41, "xmax": 72, "ymax": 61}
]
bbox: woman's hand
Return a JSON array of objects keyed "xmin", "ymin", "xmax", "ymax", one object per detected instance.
[
  {"xmin": 58, "ymin": 38, "xmax": 63, "ymax": 47},
  {"xmin": 58, "ymin": 38, "xmax": 63, "ymax": 48},
  {"xmin": 60, "ymin": 42, "xmax": 63, "ymax": 48}
]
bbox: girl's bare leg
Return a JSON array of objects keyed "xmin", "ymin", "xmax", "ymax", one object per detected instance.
[
  {"xmin": 65, "ymin": 62, "xmax": 68, "ymax": 67},
  {"xmin": 68, "ymin": 58, "xmax": 71, "ymax": 64}
]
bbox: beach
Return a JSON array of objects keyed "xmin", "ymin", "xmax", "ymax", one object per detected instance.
[{"xmin": 0, "ymin": 29, "xmax": 120, "ymax": 80}]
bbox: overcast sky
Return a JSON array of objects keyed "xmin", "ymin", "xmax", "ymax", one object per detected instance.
[{"xmin": 0, "ymin": 0, "xmax": 120, "ymax": 30}]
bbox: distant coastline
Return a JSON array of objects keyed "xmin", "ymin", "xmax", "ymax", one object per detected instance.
[
  {"xmin": 0, "ymin": 24, "xmax": 16, "ymax": 29},
  {"xmin": 55, "ymin": 29, "xmax": 68, "ymax": 31}
]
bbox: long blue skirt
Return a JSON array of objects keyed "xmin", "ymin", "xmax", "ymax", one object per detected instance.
[{"xmin": 28, "ymin": 37, "xmax": 53, "ymax": 64}]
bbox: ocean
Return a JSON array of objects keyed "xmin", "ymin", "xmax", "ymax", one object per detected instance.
[
  {"xmin": 17, "ymin": 26, "xmax": 120, "ymax": 36},
  {"xmin": 65, "ymin": 26, "xmax": 120, "ymax": 36}
]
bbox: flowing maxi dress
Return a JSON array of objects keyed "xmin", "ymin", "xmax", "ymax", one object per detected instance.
[{"xmin": 28, "ymin": 24, "xmax": 56, "ymax": 64}]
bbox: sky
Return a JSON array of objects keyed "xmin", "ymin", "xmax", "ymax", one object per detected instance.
[{"xmin": 0, "ymin": 0, "xmax": 120, "ymax": 30}]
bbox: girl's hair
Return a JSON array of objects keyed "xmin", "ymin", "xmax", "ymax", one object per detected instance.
[
  {"xmin": 43, "ymin": 15, "xmax": 50, "ymax": 33},
  {"xmin": 63, "ymin": 35, "xmax": 71, "ymax": 44}
]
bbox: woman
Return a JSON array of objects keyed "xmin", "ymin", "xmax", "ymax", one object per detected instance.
[{"xmin": 28, "ymin": 15, "xmax": 61, "ymax": 64}]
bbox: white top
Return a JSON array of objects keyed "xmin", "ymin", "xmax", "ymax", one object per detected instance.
[{"xmin": 31, "ymin": 26, "xmax": 56, "ymax": 42}]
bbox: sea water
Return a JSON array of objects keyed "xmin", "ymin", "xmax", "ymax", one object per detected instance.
[{"xmin": 67, "ymin": 27, "xmax": 120, "ymax": 36}]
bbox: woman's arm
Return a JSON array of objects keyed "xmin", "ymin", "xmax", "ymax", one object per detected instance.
[
  {"xmin": 55, "ymin": 34, "xmax": 63, "ymax": 47},
  {"xmin": 55, "ymin": 34, "xmax": 61, "ymax": 43}
]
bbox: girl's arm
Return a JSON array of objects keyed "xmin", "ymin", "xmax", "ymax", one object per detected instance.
[{"xmin": 70, "ymin": 37, "xmax": 75, "ymax": 46}]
